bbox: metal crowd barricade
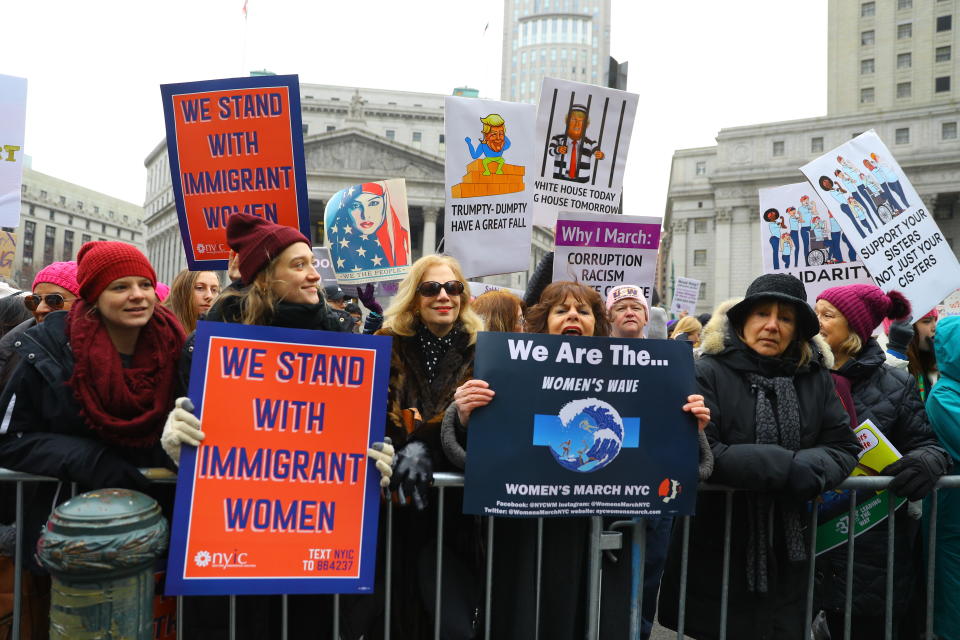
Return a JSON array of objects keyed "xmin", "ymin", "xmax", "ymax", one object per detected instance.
[{"xmin": 2, "ymin": 468, "xmax": 959, "ymax": 639}]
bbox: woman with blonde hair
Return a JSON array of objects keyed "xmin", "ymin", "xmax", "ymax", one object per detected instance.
[
  {"xmin": 472, "ymin": 288, "xmax": 525, "ymax": 333},
  {"xmin": 374, "ymin": 253, "xmax": 483, "ymax": 638},
  {"xmin": 670, "ymin": 314, "xmax": 702, "ymax": 345},
  {"xmin": 162, "ymin": 268, "xmax": 221, "ymax": 333}
]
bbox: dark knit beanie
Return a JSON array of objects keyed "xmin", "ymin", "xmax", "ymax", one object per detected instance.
[
  {"xmin": 887, "ymin": 321, "xmax": 914, "ymax": 355},
  {"xmin": 76, "ymin": 241, "xmax": 157, "ymax": 303},
  {"xmin": 226, "ymin": 214, "xmax": 310, "ymax": 285},
  {"xmin": 817, "ymin": 284, "xmax": 911, "ymax": 343}
]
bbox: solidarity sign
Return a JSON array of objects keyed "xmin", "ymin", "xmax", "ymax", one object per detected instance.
[{"xmin": 166, "ymin": 322, "xmax": 391, "ymax": 595}]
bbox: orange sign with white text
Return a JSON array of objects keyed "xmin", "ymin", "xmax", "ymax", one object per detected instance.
[{"xmin": 166, "ymin": 323, "xmax": 391, "ymax": 595}]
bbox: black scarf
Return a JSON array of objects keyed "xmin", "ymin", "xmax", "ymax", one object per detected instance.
[
  {"xmin": 415, "ymin": 322, "xmax": 460, "ymax": 384},
  {"xmin": 745, "ymin": 373, "xmax": 807, "ymax": 593}
]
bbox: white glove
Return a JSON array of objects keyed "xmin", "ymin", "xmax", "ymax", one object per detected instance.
[
  {"xmin": 161, "ymin": 397, "xmax": 204, "ymax": 466},
  {"xmin": 367, "ymin": 437, "xmax": 394, "ymax": 488}
]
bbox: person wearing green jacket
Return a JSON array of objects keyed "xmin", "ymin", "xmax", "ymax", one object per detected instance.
[{"xmin": 926, "ymin": 314, "xmax": 960, "ymax": 640}]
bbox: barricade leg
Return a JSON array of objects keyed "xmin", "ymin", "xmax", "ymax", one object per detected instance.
[
  {"xmin": 11, "ymin": 481, "xmax": 22, "ymax": 640},
  {"xmin": 484, "ymin": 517, "xmax": 493, "ymax": 640},
  {"xmin": 629, "ymin": 520, "xmax": 646, "ymax": 640},
  {"xmin": 677, "ymin": 517, "xmax": 690, "ymax": 639},
  {"xmin": 385, "ymin": 503, "xmax": 393, "ymax": 640},
  {"xmin": 925, "ymin": 489, "xmax": 937, "ymax": 640},
  {"xmin": 844, "ymin": 490, "xmax": 858, "ymax": 640},
  {"xmin": 535, "ymin": 518, "xmax": 543, "ymax": 639},
  {"xmin": 804, "ymin": 499, "xmax": 819, "ymax": 640},
  {"xmin": 434, "ymin": 486, "xmax": 445, "ymax": 640},
  {"xmin": 884, "ymin": 493, "xmax": 896, "ymax": 640},
  {"xmin": 585, "ymin": 516, "xmax": 602, "ymax": 640},
  {"xmin": 718, "ymin": 492, "xmax": 732, "ymax": 640}
]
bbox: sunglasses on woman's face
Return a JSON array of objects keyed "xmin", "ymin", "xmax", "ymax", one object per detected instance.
[
  {"xmin": 416, "ymin": 280, "xmax": 464, "ymax": 297},
  {"xmin": 24, "ymin": 293, "xmax": 74, "ymax": 311}
]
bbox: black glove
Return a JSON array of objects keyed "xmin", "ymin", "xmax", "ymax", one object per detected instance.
[
  {"xmin": 390, "ymin": 441, "xmax": 433, "ymax": 510},
  {"xmin": 882, "ymin": 454, "xmax": 941, "ymax": 501},
  {"xmin": 786, "ymin": 456, "xmax": 825, "ymax": 502}
]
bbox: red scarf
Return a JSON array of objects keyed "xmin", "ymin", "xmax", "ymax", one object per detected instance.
[{"xmin": 65, "ymin": 300, "xmax": 186, "ymax": 448}]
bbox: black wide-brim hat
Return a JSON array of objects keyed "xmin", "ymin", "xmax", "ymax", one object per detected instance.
[{"xmin": 726, "ymin": 273, "xmax": 820, "ymax": 340}]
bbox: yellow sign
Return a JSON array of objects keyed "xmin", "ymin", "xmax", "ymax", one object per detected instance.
[{"xmin": 0, "ymin": 231, "xmax": 16, "ymax": 279}]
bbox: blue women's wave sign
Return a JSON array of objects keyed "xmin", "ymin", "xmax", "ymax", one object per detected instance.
[{"xmin": 533, "ymin": 398, "xmax": 639, "ymax": 472}]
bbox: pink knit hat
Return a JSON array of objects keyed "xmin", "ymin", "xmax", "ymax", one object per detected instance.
[
  {"xmin": 883, "ymin": 306, "xmax": 937, "ymax": 334},
  {"xmin": 817, "ymin": 284, "xmax": 911, "ymax": 343},
  {"xmin": 32, "ymin": 261, "xmax": 80, "ymax": 296},
  {"xmin": 155, "ymin": 282, "xmax": 170, "ymax": 302},
  {"xmin": 606, "ymin": 284, "xmax": 649, "ymax": 313}
]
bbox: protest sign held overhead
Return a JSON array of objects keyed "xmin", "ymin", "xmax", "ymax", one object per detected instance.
[
  {"xmin": 553, "ymin": 212, "xmax": 659, "ymax": 301},
  {"xmin": 166, "ymin": 322, "xmax": 391, "ymax": 595},
  {"xmin": 161, "ymin": 75, "xmax": 311, "ymax": 271},
  {"xmin": 324, "ymin": 179, "xmax": 412, "ymax": 285},
  {"xmin": 311, "ymin": 246, "xmax": 339, "ymax": 289},
  {"xmin": 0, "ymin": 74, "xmax": 27, "ymax": 228},
  {"xmin": 532, "ymin": 78, "xmax": 638, "ymax": 227},
  {"xmin": 670, "ymin": 277, "xmax": 701, "ymax": 316},
  {"xmin": 463, "ymin": 333, "xmax": 698, "ymax": 518},
  {"xmin": 444, "ymin": 96, "xmax": 535, "ymax": 278},
  {"xmin": 759, "ymin": 183, "xmax": 874, "ymax": 304},
  {"xmin": 801, "ymin": 130, "xmax": 960, "ymax": 316}
]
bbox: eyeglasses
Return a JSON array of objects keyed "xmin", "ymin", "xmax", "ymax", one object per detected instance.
[
  {"xmin": 416, "ymin": 280, "xmax": 464, "ymax": 297},
  {"xmin": 24, "ymin": 293, "xmax": 75, "ymax": 311}
]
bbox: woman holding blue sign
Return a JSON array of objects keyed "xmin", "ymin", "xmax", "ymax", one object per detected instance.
[
  {"xmin": 658, "ymin": 273, "xmax": 861, "ymax": 640},
  {"xmin": 447, "ymin": 280, "xmax": 711, "ymax": 640}
]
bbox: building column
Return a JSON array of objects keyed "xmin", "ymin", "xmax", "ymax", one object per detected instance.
[
  {"xmin": 669, "ymin": 218, "xmax": 688, "ymax": 304},
  {"xmin": 713, "ymin": 207, "xmax": 733, "ymax": 305},
  {"xmin": 422, "ymin": 208, "xmax": 439, "ymax": 256}
]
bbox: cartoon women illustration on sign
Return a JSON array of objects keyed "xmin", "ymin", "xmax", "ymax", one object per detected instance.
[
  {"xmin": 870, "ymin": 152, "xmax": 910, "ymax": 210},
  {"xmin": 818, "ymin": 175, "xmax": 866, "ymax": 239},
  {"xmin": 863, "ymin": 158, "xmax": 905, "ymax": 214},
  {"xmin": 837, "ymin": 155, "xmax": 880, "ymax": 219},
  {"xmin": 798, "ymin": 195, "xmax": 817, "ymax": 265},
  {"xmin": 779, "ymin": 232, "xmax": 796, "ymax": 268},
  {"xmin": 763, "ymin": 207, "xmax": 785, "ymax": 270},
  {"xmin": 326, "ymin": 181, "xmax": 412, "ymax": 274},
  {"xmin": 785, "ymin": 206, "xmax": 802, "ymax": 262},
  {"xmin": 859, "ymin": 167, "xmax": 899, "ymax": 222},
  {"xmin": 847, "ymin": 197, "xmax": 873, "ymax": 234}
]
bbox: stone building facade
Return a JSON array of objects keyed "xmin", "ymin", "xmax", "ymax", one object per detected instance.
[
  {"xmin": 11, "ymin": 167, "xmax": 144, "ymax": 287},
  {"xmin": 658, "ymin": 0, "xmax": 960, "ymax": 314},
  {"xmin": 145, "ymin": 83, "xmax": 550, "ymax": 290}
]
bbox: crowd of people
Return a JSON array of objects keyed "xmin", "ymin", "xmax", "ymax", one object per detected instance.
[{"xmin": 0, "ymin": 213, "xmax": 957, "ymax": 639}]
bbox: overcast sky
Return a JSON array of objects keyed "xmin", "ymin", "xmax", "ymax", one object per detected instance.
[{"xmin": 7, "ymin": 0, "xmax": 827, "ymax": 213}]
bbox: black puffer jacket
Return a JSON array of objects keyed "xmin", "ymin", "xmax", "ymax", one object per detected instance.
[
  {"xmin": 659, "ymin": 317, "xmax": 859, "ymax": 640},
  {"xmin": 0, "ymin": 311, "xmax": 167, "ymax": 489},
  {"xmin": 815, "ymin": 338, "xmax": 951, "ymax": 616}
]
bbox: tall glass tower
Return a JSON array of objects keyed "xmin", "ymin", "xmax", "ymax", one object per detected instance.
[{"xmin": 500, "ymin": 0, "xmax": 612, "ymax": 103}]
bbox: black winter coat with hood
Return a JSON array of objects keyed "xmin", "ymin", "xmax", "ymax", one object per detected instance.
[
  {"xmin": 658, "ymin": 311, "xmax": 859, "ymax": 640},
  {"xmin": 815, "ymin": 338, "xmax": 951, "ymax": 616}
]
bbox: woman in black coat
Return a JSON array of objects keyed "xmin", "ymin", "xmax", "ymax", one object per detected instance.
[
  {"xmin": 658, "ymin": 273, "xmax": 860, "ymax": 640},
  {"xmin": 814, "ymin": 284, "xmax": 950, "ymax": 638}
]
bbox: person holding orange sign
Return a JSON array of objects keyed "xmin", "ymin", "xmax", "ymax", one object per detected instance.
[{"xmin": 160, "ymin": 213, "xmax": 394, "ymax": 639}]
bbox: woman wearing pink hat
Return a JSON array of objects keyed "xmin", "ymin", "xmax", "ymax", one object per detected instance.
[
  {"xmin": 0, "ymin": 261, "xmax": 81, "ymax": 388},
  {"xmin": 813, "ymin": 283, "xmax": 951, "ymax": 638}
]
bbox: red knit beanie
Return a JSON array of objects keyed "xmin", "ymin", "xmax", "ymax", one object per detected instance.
[
  {"xmin": 226, "ymin": 213, "xmax": 310, "ymax": 285},
  {"xmin": 817, "ymin": 284, "xmax": 911, "ymax": 343},
  {"xmin": 76, "ymin": 241, "xmax": 157, "ymax": 303}
]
